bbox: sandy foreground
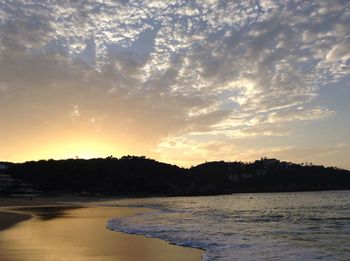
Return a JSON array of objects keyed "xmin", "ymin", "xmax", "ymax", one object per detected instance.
[{"xmin": 0, "ymin": 197, "xmax": 204, "ymax": 261}]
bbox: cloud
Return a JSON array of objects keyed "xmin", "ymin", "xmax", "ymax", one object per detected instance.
[
  {"xmin": 268, "ymin": 106, "xmax": 334, "ymax": 123},
  {"xmin": 71, "ymin": 105, "xmax": 81, "ymax": 118},
  {"xmin": 326, "ymin": 40, "xmax": 350, "ymax": 62},
  {"xmin": 155, "ymin": 136, "xmax": 349, "ymax": 167},
  {"xmin": 0, "ymin": 0, "xmax": 349, "ymax": 164}
]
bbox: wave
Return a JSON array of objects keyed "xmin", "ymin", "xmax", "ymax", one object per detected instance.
[{"xmin": 104, "ymin": 192, "xmax": 350, "ymax": 261}]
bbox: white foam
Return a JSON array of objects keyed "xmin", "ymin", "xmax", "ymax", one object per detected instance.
[{"xmin": 105, "ymin": 191, "xmax": 350, "ymax": 260}]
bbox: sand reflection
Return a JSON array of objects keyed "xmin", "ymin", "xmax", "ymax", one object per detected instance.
[{"xmin": 0, "ymin": 206, "xmax": 203, "ymax": 261}]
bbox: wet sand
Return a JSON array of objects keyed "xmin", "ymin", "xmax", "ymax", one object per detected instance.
[{"xmin": 0, "ymin": 198, "xmax": 204, "ymax": 261}]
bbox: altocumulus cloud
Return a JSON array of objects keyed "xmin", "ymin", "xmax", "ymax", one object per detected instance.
[{"xmin": 0, "ymin": 0, "xmax": 349, "ymax": 164}]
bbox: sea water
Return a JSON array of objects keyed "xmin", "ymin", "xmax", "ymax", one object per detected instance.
[{"xmin": 105, "ymin": 191, "xmax": 350, "ymax": 260}]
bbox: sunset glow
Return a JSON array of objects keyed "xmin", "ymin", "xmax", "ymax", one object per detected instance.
[{"xmin": 0, "ymin": 1, "xmax": 349, "ymax": 168}]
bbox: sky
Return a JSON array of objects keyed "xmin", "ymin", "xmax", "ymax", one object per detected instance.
[{"xmin": 0, "ymin": 0, "xmax": 349, "ymax": 169}]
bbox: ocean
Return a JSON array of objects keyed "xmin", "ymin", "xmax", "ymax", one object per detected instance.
[{"xmin": 103, "ymin": 191, "xmax": 350, "ymax": 260}]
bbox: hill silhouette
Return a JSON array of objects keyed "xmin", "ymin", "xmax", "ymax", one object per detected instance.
[{"xmin": 1, "ymin": 156, "xmax": 350, "ymax": 197}]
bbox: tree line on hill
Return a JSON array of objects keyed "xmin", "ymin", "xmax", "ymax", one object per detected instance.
[{"xmin": 1, "ymin": 156, "xmax": 350, "ymax": 196}]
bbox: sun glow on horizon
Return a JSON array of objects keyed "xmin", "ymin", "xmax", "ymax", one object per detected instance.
[{"xmin": 9, "ymin": 138, "xmax": 123, "ymax": 163}]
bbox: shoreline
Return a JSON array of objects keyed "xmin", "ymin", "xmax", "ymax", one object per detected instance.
[
  {"xmin": 0, "ymin": 211, "xmax": 32, "ymax": 231},
  {"xmin": 0, "ymin": 197, "xmax": 204, "ymax": 261}
]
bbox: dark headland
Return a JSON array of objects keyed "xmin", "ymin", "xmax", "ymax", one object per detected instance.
[{"xmin": 1, "ymin": 156, "xmax": 350, "ymax": 197}]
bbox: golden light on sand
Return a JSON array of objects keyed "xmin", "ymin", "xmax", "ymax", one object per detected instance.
[{"xmin": 0, "ymin": 207, "xmax": 203, "ymax": 261}]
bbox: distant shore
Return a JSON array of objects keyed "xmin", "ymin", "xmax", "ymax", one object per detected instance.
[
  {"xmin": 2, "ymin": 157, "xmax": 349, "ymax": 197},
  {"xmin": 0, "ymin": 197, "xmax": 204, "ymax": 261}
]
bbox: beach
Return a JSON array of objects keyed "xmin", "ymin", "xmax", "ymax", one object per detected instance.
[{"xmin": 0, "ymin": 198, "xmax": 204, "ymax": 261}]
